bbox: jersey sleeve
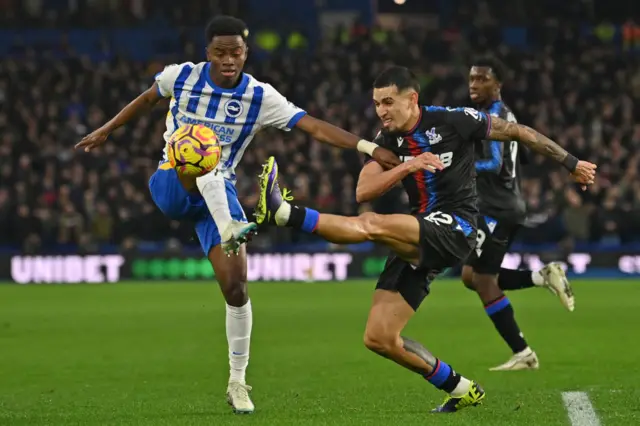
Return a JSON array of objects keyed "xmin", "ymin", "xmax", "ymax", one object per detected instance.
[
  {"xmin": 475, "ymin": 107, "xmax": 508, "ymax": 173},
  {"xmin": 445, "ymin": 107, "xmax": 491, "ymax": 141},
  {"xmin": 259, "ymin": 84, "xmax": 307, "ymax": 131},
  {"xmin": 154, "ymin": 63, "xmax": 185, "ymax": 98}
]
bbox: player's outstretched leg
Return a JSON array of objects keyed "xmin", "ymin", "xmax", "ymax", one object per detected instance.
[
  {"xmin": 461, "ymin": 266, "xmax": 539, "ymax": 371},
  {"xmin": 497, "ymin": 264, "xmax": 575, "ymax": 311},
  {"xmin": 257, "ymin": 157, "xmax": 483, "ymax": 413},
  {"xmin": 365, "ymin": 290, "xmax": 485, "ymax": 413},
  {"xmin": 196, "ymin": 170, "xmax": 257, "ymax": 256},
  {"xmin": 256, "ymin": 157, "xmax": 421, "ymax": 262}
]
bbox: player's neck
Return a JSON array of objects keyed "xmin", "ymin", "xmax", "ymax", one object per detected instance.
[
  {"xmin": 480, "ymin": 95, "xmax": 502, "ymax": 110},
  {"xmin": 402, "ymin": 105, "xmax": 422, "ymax": 134}
]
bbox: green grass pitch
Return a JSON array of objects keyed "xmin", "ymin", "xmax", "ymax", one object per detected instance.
[{"xmin": 1, "ymin": 279, "xmax": 639, "ymax": 425}]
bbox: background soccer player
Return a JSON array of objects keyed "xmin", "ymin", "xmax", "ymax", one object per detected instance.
[
  {"xmin": 255, "ymin": 66, "xmax": 596, "ymax": 412},
  {"xmin": 461, "ymin": 58, "xmax": 576, "ymax": 371},
  {"xmin": 75, "ymin": 16, "xmax": 400, "ymax": 414}
]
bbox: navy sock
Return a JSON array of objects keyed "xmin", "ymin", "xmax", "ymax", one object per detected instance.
[
  {"xmin": 285, "ymin": 205, "xmax": 319, "ymax": 233},
  {"xmin": 498, "ymin": 269, "xmax": 535, "ymax": 291},
  {"xmin": 485, "ymin": 296, "xmax": 528, "ymax": 354},
  {"xmin": 424, "ymin": 359, "xmax": 462, "ymax": 393}
]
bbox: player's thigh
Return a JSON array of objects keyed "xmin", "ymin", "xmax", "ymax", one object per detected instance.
[
  {"xmin": 149, "ymin": 165, "xmax": 198, "ymax": 220},
  {"xmin": 384, "ymin": 238, "xmax": 420, "ymax": 265},
  {"xmin": 365, "ymin": 288, "xmax": 417, "ymax": 345},
  {"xmin": 177, "ymin": 171, "xmax": 197, "ymax": 192},
  {"xmin": 374, "ymin": 254, "xmax": 434, "ymax": 312},
  {"xmin": 362, "ymin": 213, "xmax": 421, "ymax": 247},
  {"xmin": 468, "ymin": 216, "xmax": 518, "ymax": 275}
]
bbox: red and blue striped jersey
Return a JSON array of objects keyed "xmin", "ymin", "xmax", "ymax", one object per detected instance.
[{"xmin": 367, "ymin": 106, "xmax": 491, "ymax": 219}]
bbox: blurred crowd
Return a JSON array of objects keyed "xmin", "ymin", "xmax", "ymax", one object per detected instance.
[
  {"xmin": 1, "ymin": 3, "xmax": 639, "ymax": 253},
  {"xmin": 0, "ymin": 0, "xmax": 246, "ymax": 28}
]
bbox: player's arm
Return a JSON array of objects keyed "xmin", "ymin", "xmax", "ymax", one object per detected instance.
[
  {"xmin": 356, "ymin": 153, "xmax": 442, "ymax": 203},
  {"xmin": 356, "ymin": 161, "xmax": 410, "ymax": 203},
  {"xmin": 260, "ymin": 84, "xmax": 402, "ymax": 169},
  {"xmin": 475, "ymin": 140, "xmax": 503, "ymax": 174},
  {"xmin": 76, "ymin": 63, "xmax": 183, "ymax": 152},
  {"xmin": 75, "ymin": 83, "xmax": 163, "ymax": 152},
  {"xmin": 294, "ymin": 115, "xmax": 401, "ymax": 170},
  {"xmin": 447, "ymin": 107, "xmax": 596, "ymax": 187},
  {"xmin": 102, "ymin": 84, "xmax": 163, "ymax": 133},
  {"xmin": 486, "ymin": 116, "xmax": 597, "ymax": 186}
]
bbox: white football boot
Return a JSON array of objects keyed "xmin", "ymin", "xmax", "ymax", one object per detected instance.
[
  {"xmin": 220, "ymin": 220, "xmax": 258, "ymax": 256},
  {"xmin": 540, "ymin": 262, "xmax": 575, "ymax": 312},
  {"xmin": 490, "ymin": 347, "xmax": 540, "ymax": 371},
  {"xmin": 226, "ymin": 381, "xmax": 254, "ymax": 414}
]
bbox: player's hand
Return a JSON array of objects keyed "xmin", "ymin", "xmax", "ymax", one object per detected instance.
[
  {"xmin": 405, "ymin": 152, "xmax": 445, "ymax": 173},
  {"xmin": 75, "ymin": 127, "xmax": 110, "ymax": 152},
  {"xmin": 372, "ymin": 146, "xmax": 401, "ymax": 169},
  {"xmin": 570, "ymin": 160, "xmax": 597, "ymax": 191}
]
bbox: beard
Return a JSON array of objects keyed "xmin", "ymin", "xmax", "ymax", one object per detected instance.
[{"xmin": 379, "ymin": 124, "xmax": 403, "ymax": 137}]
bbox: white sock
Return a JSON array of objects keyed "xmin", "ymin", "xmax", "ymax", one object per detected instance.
[
  {"xmin": 515, "ymin": 346, "xmax": 533, "ymax": 357},
  {"xmin": 196, "ymin": 171, "xmax": 232, "ymax": 235},
  {"xmin": 531, "ymin": 270, "xmax": 544, "ymax": 286},
  {"xmin": 226, "ymin": 300, "xmax": 252, "ymax": 384},
  {"xmin": 450, "ymin": 376, "xmax": 472, "ymax": 397},
  {"xmin": 274, "ymin": 201, "xmax": 291, "ymax": 226}
]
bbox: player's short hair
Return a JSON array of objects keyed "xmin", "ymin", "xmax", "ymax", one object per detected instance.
[
  {"xmin": 471, "ymin": 56, "xmax": 507, "ymax": 83},
  {"xmin": 205, "ymin": 15, "xmax": 249, "ymax": 43},
  {"xmin": 373, "ymin": 66, "xmax": 420, "ymax": 93}
]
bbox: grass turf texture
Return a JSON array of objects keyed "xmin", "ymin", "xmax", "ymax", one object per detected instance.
[{"xmin": 0, "ymin": 280, "xmax": 638, "ymax": 426}]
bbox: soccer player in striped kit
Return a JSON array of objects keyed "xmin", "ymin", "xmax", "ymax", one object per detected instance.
[{"xmin": 76, "ymin": 16, "xmax": 401, "ymax": 413}]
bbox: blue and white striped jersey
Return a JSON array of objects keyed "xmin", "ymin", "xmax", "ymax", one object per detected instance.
[{"xmin": 155, "ymin": 61, "xmax": 307, "ymax": 182}]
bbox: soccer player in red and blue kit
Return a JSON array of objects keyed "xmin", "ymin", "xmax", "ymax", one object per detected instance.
[
  {"xmin": 255, "ymin": 66, "xmax": 596, "ymax": 413},
  {"xmin": 462, "ymin": 57, "xmax": 576, "ymax": 371}
]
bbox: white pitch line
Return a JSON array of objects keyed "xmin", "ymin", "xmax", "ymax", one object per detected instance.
[{"xmin": 561, "ymin": 391, "xmax": 602, "ymax": 426}]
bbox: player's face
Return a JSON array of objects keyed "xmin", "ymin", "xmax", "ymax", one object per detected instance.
[
  {"xmin": 373, "ymin": 85, "xmax": 418, "ymax": 133},
  {"xmin": 469, "ymin": 66, "xmax": 500, "ymax": 104},
  {"xmin": 206, "ymin": 35, "xmax": 248, "ymax": 87}
]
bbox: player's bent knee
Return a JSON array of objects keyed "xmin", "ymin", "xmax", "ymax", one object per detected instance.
[
  {"xmin": 461, "ymin": 266, "xmax": 476, "ymax": 291},
  {"xmin": 358, "ymin": 212, "xmax": 385, "ymax": 241},
  {"xmin": 363, "ymin": 332, "xmax": 387, "ymax": 354},
  {"xmin": 472, "ymin": 273, "xmax": 498, "ymax": 290},
  {"xmin": 363, "ymin": 328, "xmax": 399, "ymax": 355},
  {"xmin": 471, "ymin": 273, "xmax": 502, "ymax": 301}
]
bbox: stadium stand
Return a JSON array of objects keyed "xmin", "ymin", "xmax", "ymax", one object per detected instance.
[{"xmin": 1, "ymin": 0, "xmax": 638, "ymax": 254}]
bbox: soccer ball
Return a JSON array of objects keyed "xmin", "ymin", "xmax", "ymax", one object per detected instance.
[{"xmin": 166, "ymin": 124, "xmax": 222, "ymax": 176}]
